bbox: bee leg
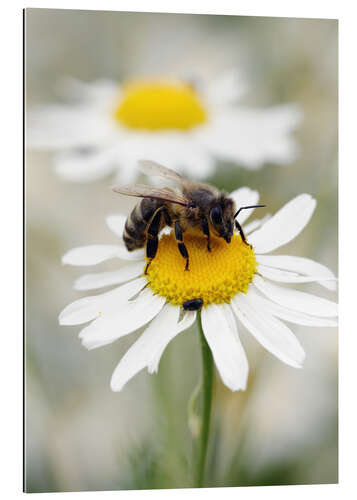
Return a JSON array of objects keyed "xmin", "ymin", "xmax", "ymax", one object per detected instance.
[
  {"xmin": 201, "ymin": 216, "xmax": 211, "ymax": 252},
  {"xmin": 144, "ymin": 208, "xmax": 163, "ymax": 274},
  {"xmin": 183, "ymin": 298, "xmax": 203, "ymax": 311},
  {"xmin": 163, "ymin": 207, "xmax": 172, "ymax": 226},
  {"xmin": 174, "ymin": 221, "xmax": 189, "ymax": 271},
  {"xmin": 235, "ymin": 220, "xmax": 252, "ymax": 248},
  {"xmin": 144, "ymin": 239, "xmax": 158, "ymax": 274}
]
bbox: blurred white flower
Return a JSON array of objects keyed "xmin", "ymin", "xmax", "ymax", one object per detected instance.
[
  {"xmin": 59, "ymin": 189, "xmax": 337, "ymax": 392},
  {"xmin": 28, "ymin": 72, "xmax": 301, "ymax": 183}
]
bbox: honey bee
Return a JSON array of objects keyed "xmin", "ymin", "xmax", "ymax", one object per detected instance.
[{"xmin": 112, "ymin": 160, "xmax": 265, "ymax": 274}]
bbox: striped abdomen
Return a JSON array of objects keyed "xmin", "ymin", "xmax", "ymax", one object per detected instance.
[{"xmin": 123, "ymin": 198, "xmax": 163, "ymax": 251}]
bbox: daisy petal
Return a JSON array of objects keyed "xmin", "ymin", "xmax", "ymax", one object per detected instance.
[
  {"xmin": 246, "ymin": 289, "xmax": 338, "ymax": 327},
  {"xmin": 201, "ymin": 304, "xmax": 248, "ymax": 391},
  {"xmin": 112, "ymin": 160, "xmax": 139, "ymax": 184},
  {"xmin": 257, "ymin": 255, "xmax": 337, "ymax": 291},
  {"xmin": 110, "ymin": 304, "xmax": 180, "ymax": 392},
  {"xmin": 230, "ymin": 187, "xmax": 259, "ymax": 224},
  {"xmin": 118, "ymin": 131, "xmax": 215, "ymax": 179},
  {"xmin": 117, "ymin": 246, "xmax": 145, "ymax": 261},
  {"xmin": 54, "ymin": 149, "xmax": 116, "ymax": 182},
  {"xmin": 79, "ymin": 289, "xmax": 166, "ymax": 350},
  {"xmin": 199, "ymin": 104, "xmax": 301, "ymax": 168},
  {"xmin": 249, "ymin": 194, "xmax": 316, "ymax": 254},
  {"xmin": 56, "ymin": 77, "xmax": 119, "ymax": 106},
  {"xmin": 232, "ymin": 291, "xmax": 305, "ymax": 368},
  {"xmin": 74, "ymin": 262, "xmax": 143, "ymax": 290},
  {"xmin": 28, "ymin": 105, "xmax": 114, "ymax": 150},
  {"xmin": 203, "ymin": 69, "xmax": 247, "ymax": 106},
  {"xmin": 244, "ymin": 214, "xmax": 271, "ymax": 235},
  {"xmin": 106, "ymin": 215, "xmax": 126, "ymax": 239},
  {"xmin": 62, "ymin": 245, "xmax": 121, "ymax": 266},
  {"xmin": 147, "ymin": 311, "xmax": 196, "ymax": 374},
  {"xmin": 59, "ymin": 277, "xmax": 146, "ymax": 326},
  {"xmin": 253, "ymin": 275, "xmax": 338, "ymax": 318},
  {"xmin": 258, "ymin": 264, "xmax": 337, "ymax": 285}
]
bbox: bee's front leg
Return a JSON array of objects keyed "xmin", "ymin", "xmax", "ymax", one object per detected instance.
[
  {"xmin": 144, "ymin": 208, "xmax": 163, "ymax": 274},
  {"xmin": 183, "ymin": 298, "xmax": 203, "ymax": 311},
  {"xmin": 174, "ymin": 221, "xmax": 189, "ymax": 271},
  {"xmin": 201, "ymin": 216, "xmax": 211, "ymax": 252},
  {"xmin": 235, "ymin": 220, "xmax": 252, "ymax": 248}
]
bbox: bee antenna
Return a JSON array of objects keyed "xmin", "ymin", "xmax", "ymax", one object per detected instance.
[{"xmin": 234, "ymin": 205, "xmax": 266, "ymax": 219}]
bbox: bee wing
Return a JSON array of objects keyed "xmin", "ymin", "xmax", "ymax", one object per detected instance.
[
  {"xmin": 138, "ymin": 160, "xmax": 186, "ymax": 185},
  {"xmin": 112, "ymin": 184, "xmax": 189, "ymax": 206}
]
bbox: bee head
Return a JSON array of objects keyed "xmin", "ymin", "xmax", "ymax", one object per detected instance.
[{"xmin": 209, "ymin": 199, "xmax": 234, "ymax": 243}]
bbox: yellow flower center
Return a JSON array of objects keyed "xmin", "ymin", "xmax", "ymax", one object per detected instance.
[
  {"xmin": 145, "ymin": 231, "xmax": 257, "ymax": 307},
  {"xmin": 113, "ymin": 80, "xmax": 207, "ymax": 131}
]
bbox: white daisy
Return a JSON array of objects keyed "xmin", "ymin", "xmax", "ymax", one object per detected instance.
[
  {"xmin": 59, "ymin": 189, "xmax": 337, "ymax": 392},
  {"xmin": 28, "ymin": 72, "xmax": 301, "ymax": 183}
]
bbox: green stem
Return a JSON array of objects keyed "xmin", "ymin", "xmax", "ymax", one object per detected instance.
[
  {"xmin": 187, "ymin": 380, "xmax": 202, "ymax": 438},
  {"xmin": 195, "ymin": 310, "xmax": 214, "ymax": 488}
]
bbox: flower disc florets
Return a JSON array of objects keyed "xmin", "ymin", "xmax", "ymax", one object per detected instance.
[
  {"xmin": 114, "ymin": 80, "xmax": 207, "ymax": 131},
  {"xmin": 145, "ymin": 231, "xmax": 257, "ymax": 306}
]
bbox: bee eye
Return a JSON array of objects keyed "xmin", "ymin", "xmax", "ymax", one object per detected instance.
[{"xmin": 210, "ymin": 205, "xmax": 222, "ymax": 225}]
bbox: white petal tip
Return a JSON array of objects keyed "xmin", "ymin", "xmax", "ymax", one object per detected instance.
[
  {"xmin": 147, "ymin": 367, "xmax": 158, "ymax": 375},
  {"xmin": 80, "ymin": 339, "xmax": 97, "ymax": 351},
  {"xmin": 61, "ymin": 254, "xmax": 77, "ymax": 266},
  {"xmin": 110, "ymin": 380, "xmax": 124, "ymax": 392},
  {"xmin": 61, "ymin": 252, "xmax": 78, "ymax": 265},
  {"xmin": 73, "ymin": 279, "xmax": 83, "ymax": 291},
  {"xmin": 58, "ymin": 315, "xmax": 66, "ymax": 326},
  {"xmin": 230, "ymin": 384, "xmax": 247, "ymax": 393},
  {"xmin": 307, "ymin": 195, "xmax": 316, "ymax": 209},
  {"xmin": 225, "ymin": 377, "xmax": 248, "ymax": 392},
  {"xmin": 299, "ymin": 194, "xmax": 316, "ymax": 209},
  {"xmin": 325, "ymin": 280, "xmax": 337, "ymax": 292},
  {"xmin": 290, "ymin": 356, "xmax": 305, "ymax": 369},
  {"xmin": 58, "ymin": 310, "xmax": 74, "ymax": 326},
  {"xmin": 73, "ymin": 276, "xmax": 94, "ymax": 291}
]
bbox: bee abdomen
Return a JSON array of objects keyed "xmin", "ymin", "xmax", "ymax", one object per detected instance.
[{"xmin": 123, "ymin": 198, "xmax": 162, "ymax": 251}]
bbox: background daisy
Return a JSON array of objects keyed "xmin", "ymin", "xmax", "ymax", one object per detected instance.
[{"xmin": 28, "ymin": 72, "xmax": 301, "ymax": 183}]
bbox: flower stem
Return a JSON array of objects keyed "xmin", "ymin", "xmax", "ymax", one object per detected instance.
[{"xmin": 195, "ymin": 310, "xmax": 214, "ymax": 488}]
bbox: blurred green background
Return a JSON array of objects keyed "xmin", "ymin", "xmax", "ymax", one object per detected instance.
[{"xmin": 25, "ymin": 9, "xmax": 338, "ymax": 492}]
